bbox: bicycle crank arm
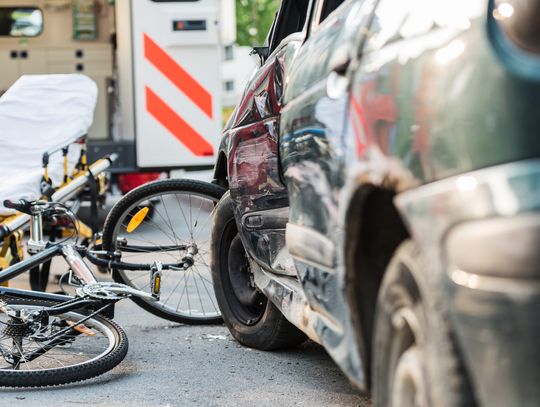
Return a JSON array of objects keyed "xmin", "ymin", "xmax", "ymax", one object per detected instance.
[
  {"xmin": 77, "ymin": 282, "xmax": 158, "ymax": 302},
  {"xmin": 101, "ymin": 285, "xmax": 157, "ymax": 301}
]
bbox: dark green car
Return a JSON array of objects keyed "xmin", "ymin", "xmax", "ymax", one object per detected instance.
[{"xmin": 212, "ymin": 0, "xmax": 540, "ymax": 405}]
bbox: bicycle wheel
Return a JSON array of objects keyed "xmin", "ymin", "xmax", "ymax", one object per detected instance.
[
  {"xmin": 102, "ymin": 179, "xmax": 225, "ymax": 324},
  {"xmin": 0, "ymin": 297, "xmax": 128, "ymax": 387}
]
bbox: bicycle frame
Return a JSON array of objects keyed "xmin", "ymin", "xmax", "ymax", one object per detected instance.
[
  {"xmin": 0, "ymin": 244, "xmax": 101, "ymax": 310},
  {"xmin": 0, "ymin": 244, "xmax": 94, "ymax": 285},
  {"xmin": 0, "ymin": 194, "xmax": 186, "ymax": 325},
  {"xmin": 0, "ymin": 241, "xmax": 161, "ymax": 297}
]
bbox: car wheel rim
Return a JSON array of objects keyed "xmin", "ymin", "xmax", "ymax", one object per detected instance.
[
  {"xmin": 390, "ymin": 306, "xmax": 428, "ymax": 407},
  {"xmin": 225, "ymin": 234, "xmax": 266, "ymax": 326}
]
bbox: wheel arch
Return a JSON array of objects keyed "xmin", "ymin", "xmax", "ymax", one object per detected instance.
[
  {"xmin": 344, "ymin": 184, "xmax": 410, "ymax": 388},
  {"xmin": 213, "ymin": 150, "xmax": 229, "ymax": 189}
]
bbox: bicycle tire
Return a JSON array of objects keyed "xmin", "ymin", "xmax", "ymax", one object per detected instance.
[
  {"xmin": 0, "ymin": 297, "xmax": 128, "ymax": 388},
  {"xmin": 102, "ymin": 179, "xmax": 225, "ymax": 324}
]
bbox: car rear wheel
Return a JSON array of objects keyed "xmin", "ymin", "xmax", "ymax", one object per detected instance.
[
  {"xmin": 211, "ymin": 192, "xmax": 306, "ymax": 350},
  {"xmin": 372, "ymin": 240, "xmax": 476, "ymax": 407}
]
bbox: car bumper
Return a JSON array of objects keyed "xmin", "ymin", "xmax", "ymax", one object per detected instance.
[
  {"xmin": 396, "ymin": 159, "xmax": 540, "ymax": 406},
  {"xmin": 448, "ymin": 273, "xmax": 540, "ymax": 406}
]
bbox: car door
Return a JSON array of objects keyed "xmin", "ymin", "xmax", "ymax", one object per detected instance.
[
  {"xmin": 225, "ymin": 0, "xmax": 311, "ymax": 274},
  {"xmin": 348, "ymin": 0, "xmax": 492, "ymax": 183},
  {"xmin": 280, "ymin": 0, "xmax": 376, "ymax": 317}
]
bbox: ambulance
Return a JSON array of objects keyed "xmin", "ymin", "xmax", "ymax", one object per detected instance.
[{"xmin": 0, "ymin": 0, "xmax": 236, "ymax": 173}]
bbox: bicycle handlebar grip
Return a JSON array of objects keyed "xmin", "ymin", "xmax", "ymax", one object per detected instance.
[
  {"xmin": 3, "ymin": 200, "xmax": 16, "ymax": 209},
  {"xmin": 3, "ymin": 199, "xmax": 32, "ymax": 215}
]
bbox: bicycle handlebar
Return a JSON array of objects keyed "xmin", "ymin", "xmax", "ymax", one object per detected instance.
[{"xmin": 3, "ymin": 199, "xmax": 32, "ymax": 215}]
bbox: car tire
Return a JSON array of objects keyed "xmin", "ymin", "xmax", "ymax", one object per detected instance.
[
  {"xmin": 372, "ymin": 240, "xmax": 476, "ymax": 407},
  {"xmin": 211, "ymin": 192, "xmax": 307, "ymax": 350}
]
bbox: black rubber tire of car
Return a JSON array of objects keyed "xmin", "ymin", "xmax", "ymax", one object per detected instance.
[
  {"xmin": 372, "ymin": 240, "xmax": 476, "ymax": 407},
  {"xmin": 211, "ymin": 192, "xmax": 307, "ymax": 350},
  {"xmin": 102, "ymin": 178, "xmax": 225, "ymax": 324},
  {"xmin": 0, "ymin": 297, "xmax": 128, "ymax": 388}
]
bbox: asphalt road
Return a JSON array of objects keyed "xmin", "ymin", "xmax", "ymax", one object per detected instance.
[
  {"xmin": 6, "ymin": 298, "xmax": 370, "ymax": 407},
  {"xmin": 4, "ymin": 175, "xmax": 371, "ymax": 406}
]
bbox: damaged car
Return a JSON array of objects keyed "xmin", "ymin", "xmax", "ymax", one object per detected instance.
[{"xmin": 211, "ymin": 0, "xmax": 540, "ymax": 405}]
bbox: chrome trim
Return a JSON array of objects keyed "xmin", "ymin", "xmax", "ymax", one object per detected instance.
[{"xmin": 27, "ymin": 202, "xmax": 48, "ymax": 254}]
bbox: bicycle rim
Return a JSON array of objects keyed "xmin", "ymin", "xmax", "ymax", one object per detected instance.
[
  {"xmin": 110, "ymin": 188, "xmax": 222, "ymax": 323},
  {"xmin": 0, "ymin": 301, "xmax": 127, "ymax": 387}
]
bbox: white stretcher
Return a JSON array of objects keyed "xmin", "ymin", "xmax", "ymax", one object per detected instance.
[{"xmin": 0, "ymin": 74, "xmax": 97, "ymax": 216}]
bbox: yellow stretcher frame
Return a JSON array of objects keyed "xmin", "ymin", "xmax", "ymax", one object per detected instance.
[{"xmin": 0, "ymin": 134, "xmax": 114, "ymax": 288}]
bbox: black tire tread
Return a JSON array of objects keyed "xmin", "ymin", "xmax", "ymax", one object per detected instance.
[
  {"xmin": 399, "ymin": 241, "xmax": 474, "ymax": 405},
  {"xmin": 211, "ymin": 192, "xmax": 306, "ymax": 350},
  {"xmin": 258, "ymin": 304, "xmax": 308, "ymax": 350},
  {"xmin": 373, "ymin": 240, "xmax": 475, "ymax": 406},
  {"xmin": 0, "ymin": 297, "xmax": 128, "ymax": 388}
]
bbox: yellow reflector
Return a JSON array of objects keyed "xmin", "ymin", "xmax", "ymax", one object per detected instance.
[
  {"xmin": 153, "ymin": 275, "xmax": 161, "ymax": 295},
  {"xmin": 126, "ymin": 207, "xmax": 149, "ymax": 233}
]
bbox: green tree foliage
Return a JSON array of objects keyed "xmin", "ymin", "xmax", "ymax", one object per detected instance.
[{"xmin": 236, "ymin": 0, "xmax": 280, "ymax": 46}]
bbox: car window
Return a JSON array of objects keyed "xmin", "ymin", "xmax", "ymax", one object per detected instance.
[
  {"xmin": 269, "ymin": 0, "xmax": 311, "ymax": 51},
  {"xmin": 0, "ymin": 7, "xmax": 43, "ymax": 37},
  {"xmin": 320, "ymin": 0, "xmax": 347, "ymax": 23},
  {"xmin": 284, "ymin": 0, "xmax": 375, "ymax": 104},
  {"xmin": 264, "ymin": 12, "xmax": 279, "ymax": 47},
  {"xmin": 309, "ymin": 0, "xmax": 347, "ymax": 35}
]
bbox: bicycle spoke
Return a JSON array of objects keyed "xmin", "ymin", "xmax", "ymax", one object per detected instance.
[
  {"xmin": 193, "ymin": 265, "xmax": 219, "ymax": 313},
  {"xmin": 175, "ymin": 271, "xmax": 190, "ymax": 313},
  {"xmin": 159, "ymin": 196, "xmax": 182, "ymax": 246},
  {"xmin": 191, "ymin": 269, "xmax": 206, "ymax": 316},
  {"xmin": 162, "ymin": 273, "xmax": 185, "ymax": 306},
  {"xmin": 192, "ymin": 196, "xmax": 205, "ymax": 233},
  {"xmin": 110, "ymin": 184, "xmax": 222, "ymax": 321},
  {"xmin": 189, "ymin": 194, "xmax": 193, "ymax": 240},
  {"xmin": 120, "ymin": 219, "xmax": 178, "ymax": 248},
  {"xmin": 175, "ymin": 194, "xmax": 193, "ymax": 240},
  {"xmin": 192, "ymin": 212, "xmax": 214, "ymax": 243}
]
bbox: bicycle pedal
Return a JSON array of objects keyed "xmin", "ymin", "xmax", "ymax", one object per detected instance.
[
  {"xmin": 66, "ymin": 321, "xmax": 96, "ymax": 336},
  {"xmin": 150, "ymin": 261, "xmax": 162, "ymax": 300}
]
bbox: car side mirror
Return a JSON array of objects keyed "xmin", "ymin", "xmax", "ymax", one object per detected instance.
[{"xmin": 250, "ymin": 46, "xmax": 270, "ymax": 63}]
